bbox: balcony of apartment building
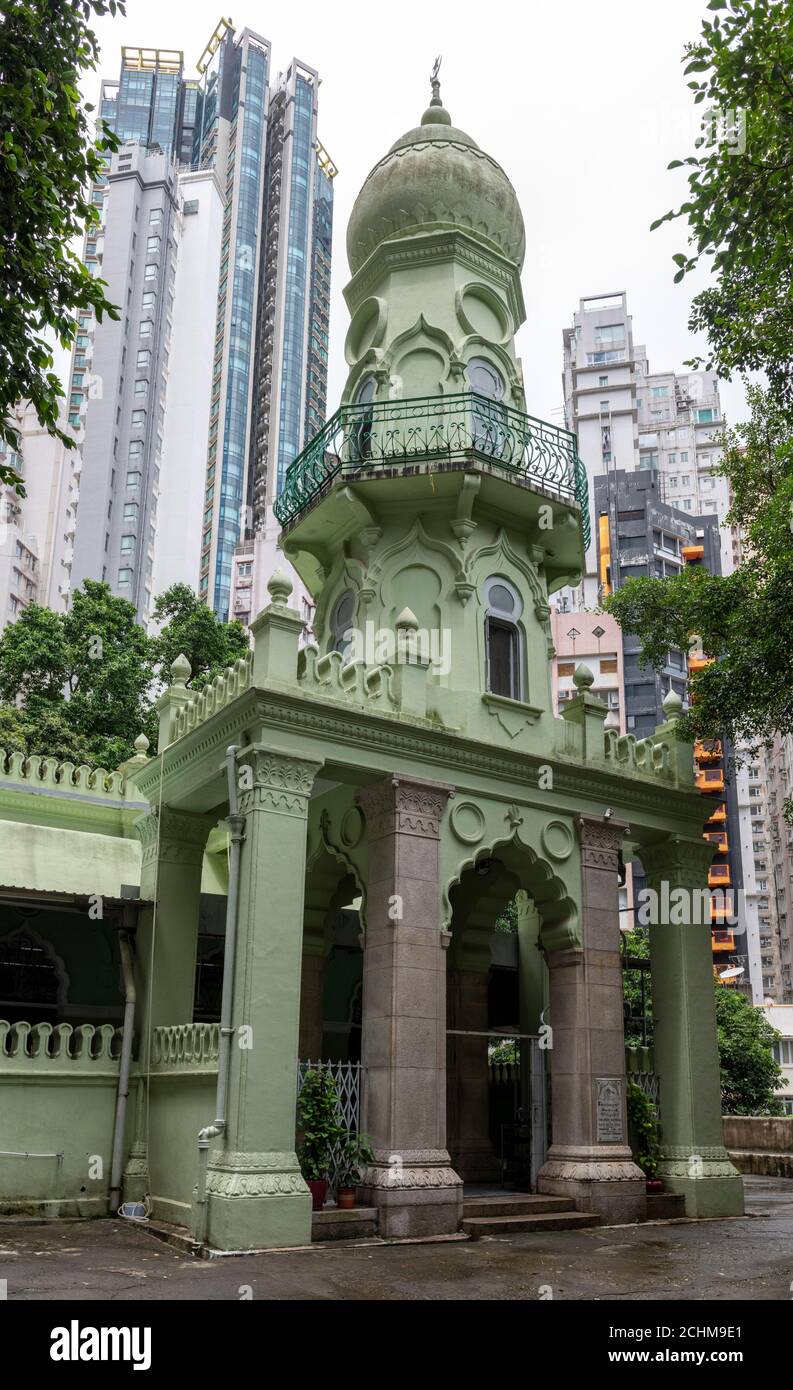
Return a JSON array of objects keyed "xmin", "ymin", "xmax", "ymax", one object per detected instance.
[
  {"xmin": 682, "ymin": 543, "xmax": 704, "ymax": 563},
  {"xmin": 708, "ymin": 861, "xmax": 732, "ymax": 889},
  {"xmin": 711, "ymin": 929, "xmax": 735, "ymax": 953},
  {"xmin": 705, "ymin": 829, "xmax": 729, "ymax": 854},
  {"xmin": 696, "ymin": 767, "xmax": 725, "ymax": 794},
  {"xmin": 706, "ymin": 802, "xmax": 727, "ymax": 824},
  {"xmin": 695, "ymin": 739, "xmax": 722, "ymax": 763}
]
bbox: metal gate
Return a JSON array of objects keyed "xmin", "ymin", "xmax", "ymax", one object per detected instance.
[{"xmin": 296, "ymin": 1059, "xmax": 362, "ymax": 1195}]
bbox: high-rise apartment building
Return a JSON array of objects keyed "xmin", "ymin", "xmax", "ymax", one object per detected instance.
[
  {"xmin": 0, "ymin": 404, "xmax": 69, "ymax": 628},
  {"xmin": 65, "ymin": 23, "xmax": 334, "ymax": 625}
]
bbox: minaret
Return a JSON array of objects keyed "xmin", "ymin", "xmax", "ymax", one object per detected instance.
[{"xmin": 276, "ymin": 76, "xmax": 588, "ymax": 753}]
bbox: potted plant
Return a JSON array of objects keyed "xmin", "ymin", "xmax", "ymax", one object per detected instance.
[
  {"xmin": 296, "ymin": 1070, "xmax": 346, "ymax": 1210},
  {"xmin": 335, "ymin": 1133, "xmax": 375, "ymax": 1209},
  {"xmin": 626, "ymin": 1080, "xmax": 663, "ymax": 1192}
]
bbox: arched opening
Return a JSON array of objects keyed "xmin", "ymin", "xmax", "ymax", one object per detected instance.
[{"xmin": 447, "ymin": 845, "xmax": 551, "ymax": 1189}]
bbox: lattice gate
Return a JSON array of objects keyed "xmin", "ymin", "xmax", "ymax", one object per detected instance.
[{"xmin": 297, "ymin": 1059, "xmax": 362, "ymax": 1195}]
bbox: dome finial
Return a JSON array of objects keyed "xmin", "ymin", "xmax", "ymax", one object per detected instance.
[
  {"xmin": 430, "ymin": 54, "xmax": 443, "ymax": 107},
  {"xmin": 421, "ymin": 56, "xmax": 451, "ymax": 127}
]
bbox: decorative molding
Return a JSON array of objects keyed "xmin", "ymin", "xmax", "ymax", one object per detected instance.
[
  {"xmin": 577, "ymin": 814, "xmax": 629, "ymax": 871},
  {"xmin": 359, "ymin": 774, "xmax": 453, "ymax": 840},
  {"xmin": 449, "ymin": 800, "xmax": 486, "ymax": 845},
  {"xmin": 135, "ymin": 806, "xmax": 214, "ymax": 868},
  {"xmin": 639, "ymin": 835, "xmax": 715, "ymax": 888},
  {"xmin": 237, "ymin": 749, "xmax": 322, "ymax": 818},
  {"xmin": 541, "ymin": 819, "xmax": 575, "ymax": 862},
  {"xmin": 206, "ymin": 1150, "xmax": 307, "ymax": 1199}
]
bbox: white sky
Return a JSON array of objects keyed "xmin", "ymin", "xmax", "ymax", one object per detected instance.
[{"xmin": 80, "ymin": 0, "xmax": 749, "ymax": 427}]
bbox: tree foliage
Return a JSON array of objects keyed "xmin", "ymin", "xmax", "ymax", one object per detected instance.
[
  {"xmin": 654, "ymin": 0, "xmax": 793, "ymax": 410},
  {"xmin": 714, "ymin": 985, "xmax": 785, "ymax": 1114},
  {"xmin": 0, "ymin": 581, "xmax": 250, "ymax": 769},
  {"xmin": 0, "ymin": 0, "xmax": 125, "ymax": 486}
]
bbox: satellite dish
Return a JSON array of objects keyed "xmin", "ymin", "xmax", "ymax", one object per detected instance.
[{"xmin": 718, "ymin": 966, "xmax": 744, "ymax": 980}]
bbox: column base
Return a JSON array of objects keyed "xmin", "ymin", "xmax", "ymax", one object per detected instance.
[
  {"xmin": 359, "ymin": 1150, "xmax": 463, "ymax": 1239},
  {"xmin": 657, "ymin": 1147, "xmax": 744, "ymax": 1218},
  {"xmin": 204, "ymin": 1150, "xmax": 312, "ymax": 1251},
  {"xmin": 122, "ymin": 1140, "xmax": 149, "ymax": 1205},
  {"xmin": 538, "ymin": 1144, "xmax": 647, "ymax": 1223}
]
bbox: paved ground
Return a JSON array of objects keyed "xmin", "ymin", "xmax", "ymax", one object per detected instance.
[{"xmin": 1, "ymin": 1177, "xmax": 791, "ymax": 1301}]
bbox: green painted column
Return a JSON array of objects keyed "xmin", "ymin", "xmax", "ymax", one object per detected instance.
[
  {"xmin": 641, "ymin": 835, "xmax": 744, "ymax": 1217},
  {"xmin": 205, "ymin": 747, "xmax": 322, "ymax": 1251},
  {"xmin": 124, "ymin": 806, "xmax": 214, "ymax": 1203}
]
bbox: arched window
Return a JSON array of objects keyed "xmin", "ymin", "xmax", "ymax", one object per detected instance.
[
  {"xmin": 352, "ymin": 376, "xmax": 376, "ymax": 461},
  {"xmin": 330, "ymin": 589, "xmax": 356, "ymax": 658},
  {"xmin": 483, "ymin": 576, "xmax": 523, "ymax": 700},
  {"xmin": 467, "ymin": 357, "xmax": 504, "ymax": 401},
  {"xmin": 467, "ymin": 357, "xmax": 507, "ymax": 458}
]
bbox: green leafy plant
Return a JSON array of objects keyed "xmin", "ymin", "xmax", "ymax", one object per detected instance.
[
  {"xmin": 295, "ymin": 1071, "xmax": 346, "ymax": 1183},
  {"xmin": 336, "ymin": 1132, "xmax": 375, "ymax": 1189},
  {"xmin": 627, "ymin": 1080, "xmax": 661, "ymax": 1180},
  {"xmin": 0, "ymin": 0, "xmax": 126, "ymax": 479},
  {"xmin": 714, "ymin": 985, "xmax": 785, "ymax": 1114}
]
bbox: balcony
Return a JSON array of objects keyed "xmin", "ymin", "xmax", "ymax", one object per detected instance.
[
  {"xmin": 688, "ymin": 654, "xmax": 713, "ymax": 673},
  {"xmin": 705, "ymin": 830, "xmax": 729, "ymax": 853},
  {"xmin": 696, "ymin": 768, "xmax": 725, "ymax": 793},
  {"xmin": 711, "ymin": 929, "xmax": 735, "ymax": 952},
  {"xmin": 695, "ymin": 739, "xmax": 722, "ymax": 763},
  {"xmin": 706, "ymin": 802, "xmax": 727, "ymax": 823},
  {"xmin": 682, "ymin": 544, "xmax": 704, "ymax": 562},
  {"xmin": 709, "ymin": 863, "xmax": 732, "ymax": 888},
  {"xmin": 710, "ymin": 897, "xmax": 734, "ymax": 922},
  {"xmin": 273, "ymin": 391, "xmax": 590, "ymax": 545}
]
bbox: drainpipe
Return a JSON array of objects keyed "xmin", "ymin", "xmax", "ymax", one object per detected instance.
[
  {"xmin": 109, "ymin": 919, "xmax": 136, "ymax": 1213},
  {"xmin": 193, "ymin": 745, "xmax": 245, "ymax": 1245}
]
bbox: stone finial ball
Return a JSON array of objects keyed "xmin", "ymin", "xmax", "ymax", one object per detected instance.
[
  {"xmin": 662, "ymin": 688, "xmax": 683, "ymax": 718},
  {"xmin": 572, "ymin": 662, "xmax": 595, "ymax": 690},
  {"xmin": 170, "ymin": 652, "xmax": 192, "ymax": 686},
  {"xmin": 267, "ymin": 568, "xmax": 293, "ymax": 606}
]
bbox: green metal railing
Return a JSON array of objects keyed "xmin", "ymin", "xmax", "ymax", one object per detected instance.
[{"xmin": 274, "ymin": 391, "xmax": 591, "ymax": 548}]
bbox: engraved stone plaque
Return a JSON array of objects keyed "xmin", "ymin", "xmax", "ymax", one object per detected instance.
[{"xmin": 596, "ymin": 1077, "xmax": 624, "ymax": 1143}]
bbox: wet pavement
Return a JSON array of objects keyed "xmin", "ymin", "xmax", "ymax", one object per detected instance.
[{"xmin": 1, "ymin": 1177, "xmax": 791, "ymax": 1301}]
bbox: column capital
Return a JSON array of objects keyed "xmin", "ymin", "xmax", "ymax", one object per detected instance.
[
  {"xmin": 358, "ymin": 773, "xmax": 454, "ymax": 841},
  {"xmin": 576, "ymin": 813, "xmax": 630, "ymax": 870},
  {"xmin": 135, "ymin": 805, "xmax": 215, "ymax": 869},
  {"xmin": 639, "ymin": 834, "xmax": 715, "ymax": 889},
  {"xmin": 236, "ymin": 746, "xmax": 323, "ymax": 817}
]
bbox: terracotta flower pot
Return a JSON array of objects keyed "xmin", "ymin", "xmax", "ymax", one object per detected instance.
[
  {"xmin": 336, "ymin": 1187, "xmax": 356, "ymax": 1210},
  {"xmin": 307, "ymin": 1179, "xmax": 328, "ymax": 1211}
]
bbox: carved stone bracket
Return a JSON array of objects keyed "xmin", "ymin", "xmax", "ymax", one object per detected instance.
[
  {"xmin": 236, "ymin": 748, "xmax": 323, "ymax": 817},
  {"xmin": 358, "ymin": 774, "xmax": 453, "ymax": 841},
  {"xmin": 577, "ymin": 813, "xmax": 629, "ymax": 871}
]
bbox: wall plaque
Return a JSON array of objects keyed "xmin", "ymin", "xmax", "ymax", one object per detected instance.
[{"xmin": 595, "ymin": 1077, "xmax": 624, "ymax": 1143}]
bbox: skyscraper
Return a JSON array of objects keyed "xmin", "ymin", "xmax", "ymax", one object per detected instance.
[{"xmin": 65, "ymin": 22, "xmax": 334, "ymax": 625}]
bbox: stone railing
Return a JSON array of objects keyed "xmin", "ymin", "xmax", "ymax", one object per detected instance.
[
  {"xmin": 169, "ymin": 654, "xmax": 254, "ymax": 745},
  {"xmin": 0, "ymin": 750, "xmax": 126, "ymax": 799},
  {"xmin": 150, "ymin": 1023, "xmax": 220, "ymax": 1070},
  {"xmin": 298, "ymin": 645, "xmax": 398, "ymax": 714},
  {"xmin": 0, "ymin": 1021, "xmax": 123, "ymax": 1067},
  {"xmin": 604, "ymin": 730, "xmax": 672, "ymax": 780}
]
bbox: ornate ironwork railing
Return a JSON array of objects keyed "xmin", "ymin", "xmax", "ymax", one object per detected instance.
[{"xmin": 274, "ymin": 391, "xmax": 591, "ymax": 547}]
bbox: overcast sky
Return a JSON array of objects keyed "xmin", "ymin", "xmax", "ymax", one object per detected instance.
[{"xmin": 81, "ymin": 0, "xmax": 748, "ymax": 427}]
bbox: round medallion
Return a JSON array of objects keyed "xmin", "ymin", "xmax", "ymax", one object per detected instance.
[
  {"xmin": 541, "ymin": 819, "xmax": 574, "ymax": 862},
  {"xmin": 340, "ymin": 805, "xmax": 364, "ymax": 849},
  {"xmin": 450, "ymin": 801, "xmax": 486, "ymax": 845}
]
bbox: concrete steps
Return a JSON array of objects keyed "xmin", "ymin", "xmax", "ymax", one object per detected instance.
[{"xmin": 462, "ymin": 1193, "xmax": 601, "ymax": 1237}]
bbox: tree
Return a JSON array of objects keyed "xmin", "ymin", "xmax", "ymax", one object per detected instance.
[
  {"xmin": 0, "ymin": 580, "xmax": 156, "ymax": 769},
  {"xmin": 0, "ymin": 580, "xmax": 251, "ymax": 769},
  {"xmin": 714, "ymin": 985, "xmax": 784, "ymax": 1114},
  {"xmin": 654, "ymin": 0, "xmax": 793, "ymax": 411},
  {"xmin": 604, "ymin": 386, "xmax": 793, "ymax": 780},
  {"xmin": 151, "ymin": 584, "xmax": 249, "ymax": 689},
  {"xmin": 0, "ymin": 0, "xmax": 125, "ymax": 486}
]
